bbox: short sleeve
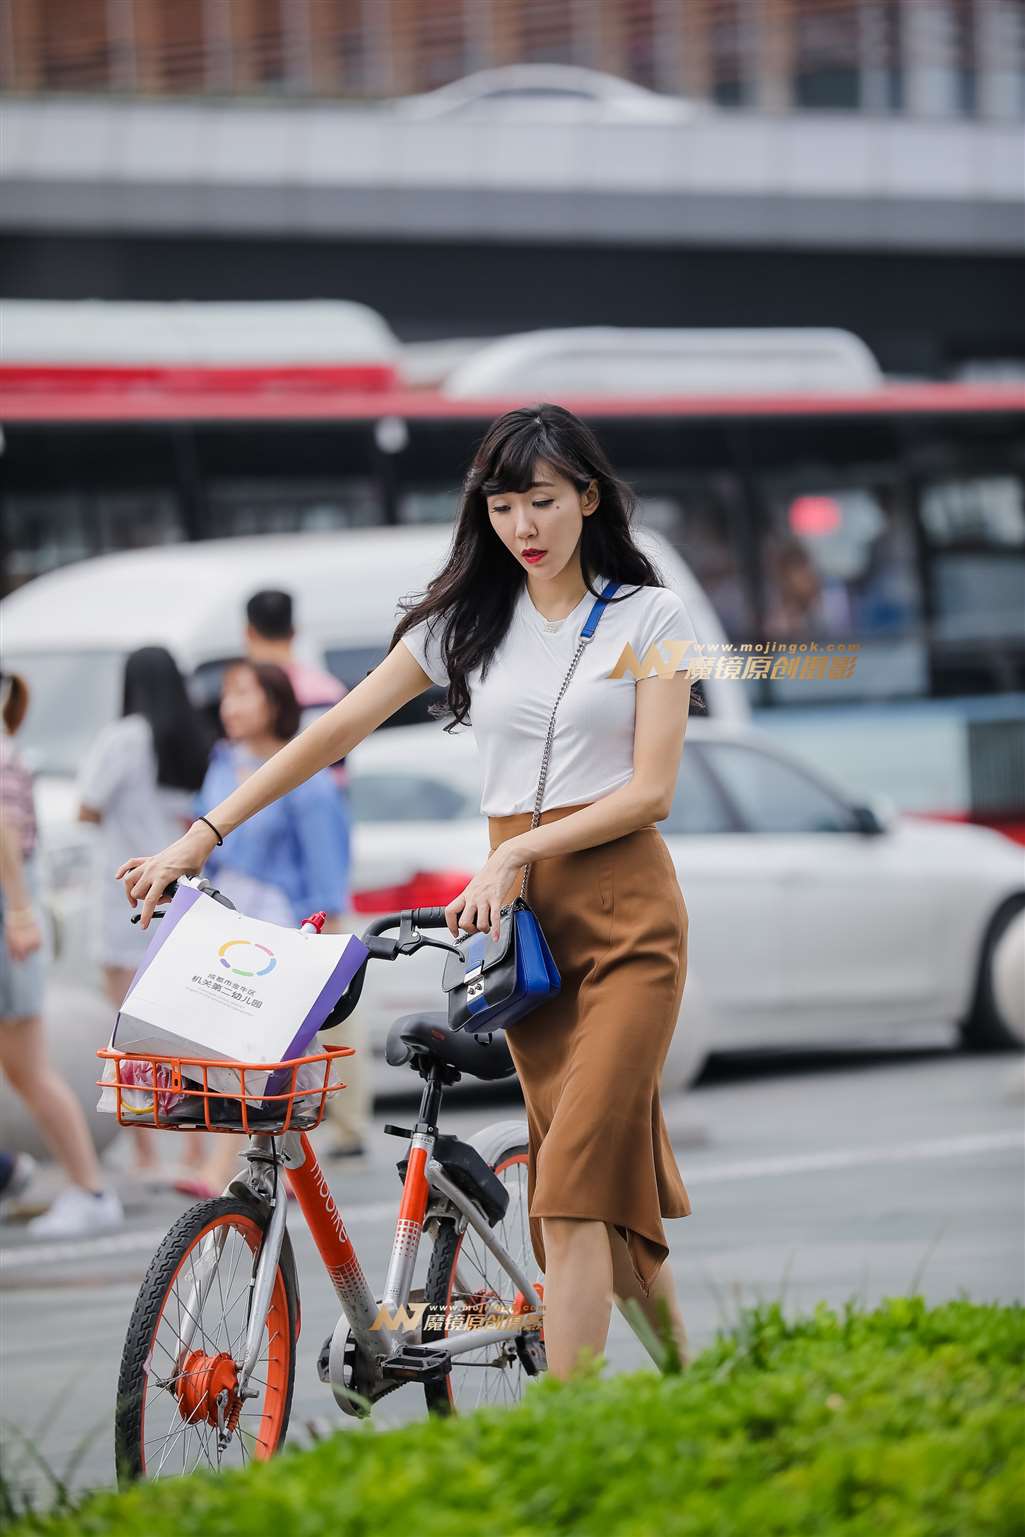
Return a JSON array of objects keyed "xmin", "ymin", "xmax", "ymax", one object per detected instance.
[
  {"xmin": 637, "ymin": 589, "xmax": 700, "ymax": 678},
  {"xmin": 287, "ymin": 776, "xmax": 351, "ymax": 913},
  {"xmin": 400, "ymin": 616, "xmax": 449, "ymax": 688},
  {"xmin": 77, "ymin": 716, "xmax": 153, "ymax": 812}
]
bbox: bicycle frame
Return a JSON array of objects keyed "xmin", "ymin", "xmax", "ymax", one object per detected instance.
[
  {"xmin": 226, "ymin": 1120, "xmax": 542, "ymax": 1409},
  {"xmin": 143, "ymin": 884, "xmax": 543, "ymax": 1413}
]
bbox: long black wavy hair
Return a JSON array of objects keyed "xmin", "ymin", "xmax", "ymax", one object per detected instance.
[
  {"xmin": 390, "ymin": 402, "xmax": 704, "ymax": 729},
  {"xmin": 122, "ymin": 646, "xmax": 214, "ymax": 791}
]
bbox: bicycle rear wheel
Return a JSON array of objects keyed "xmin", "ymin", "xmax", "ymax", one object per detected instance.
[
  {"xmin": 422, "ymin": 1138, "xmax": 544, "ymax": 1415},
  {"xmin": 115, "ymin": 1194, "xmax": 298, "ymax": 1484}
]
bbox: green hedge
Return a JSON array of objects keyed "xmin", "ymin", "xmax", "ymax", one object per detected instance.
[{"xmin": 7, "ymin": 1296, "xmax": 1024, "ymax": 1537}]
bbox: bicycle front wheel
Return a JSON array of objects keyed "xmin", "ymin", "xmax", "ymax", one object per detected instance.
[
  {"xmin": 115, "ymin": 1195, "xmax": 298, "ymax": 1484},
  {"xmin": 422, "ymin": 1136, "xmax": 544, "ymax": 1415}
]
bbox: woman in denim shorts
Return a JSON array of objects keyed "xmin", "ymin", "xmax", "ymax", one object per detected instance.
[{"xmin": 0, "ymin": 672, "xmax": 123, "ymax": 1237}]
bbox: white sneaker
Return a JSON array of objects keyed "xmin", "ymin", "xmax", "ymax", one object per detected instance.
[{"xmin": 27, "ymin": 1185, "xmax": 124, "ymax": 1238}]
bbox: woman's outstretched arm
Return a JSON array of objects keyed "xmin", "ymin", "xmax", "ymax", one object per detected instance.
[{"xmin": 117, "ymin": 640, "xmax": 434, "ymax": 928}]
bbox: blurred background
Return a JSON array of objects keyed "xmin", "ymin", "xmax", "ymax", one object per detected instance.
[
  {"xmin": 0, "ymin": 0, "xmax": 1023, "ymax": 1500},
  {"xmin": 2, "ymin": 0, "xmax": 1023, "ymax": 822}
]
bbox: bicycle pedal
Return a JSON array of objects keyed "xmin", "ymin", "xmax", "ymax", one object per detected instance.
[
  {"xmin": 515, "ymin": 1331, "xmax": 548, "ymax": 1377},
  {"xmin": 380, "ymin": 1345, "xmax": 452, "ymax": 1385}
]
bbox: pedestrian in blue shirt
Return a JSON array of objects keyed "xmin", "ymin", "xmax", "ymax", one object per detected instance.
[
  {"xmin": 197, "ymin": 661, "xmax": 350, "ymax": 927},
  {"xmin": 191, "ymin": 660, "xmax": 351, "ymax": 1194}
]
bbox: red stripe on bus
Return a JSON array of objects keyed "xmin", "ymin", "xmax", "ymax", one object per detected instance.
[
  {"xmin": 0, "ymin": 363, "xmax": 398, "ymax": 395},
  {"xmin": 0, "ymin": 380, "xmax": 1021, "ymax": 424}
]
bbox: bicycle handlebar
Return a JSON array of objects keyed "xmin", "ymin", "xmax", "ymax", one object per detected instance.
[
  {"xmin": 321, "ymin": 905, "xmax": 460, "ymax": 1028},
  {"xmin": 130, "ymin": 876, "xmax": 236, "ymax": 922},
  {"xmin": 409, "ymin": 906, "xmax": 452, "ymax": 931}
]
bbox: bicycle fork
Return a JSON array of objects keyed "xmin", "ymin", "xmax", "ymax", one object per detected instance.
[
  {"xmin": 173, "ymin": 1136, "xmax": 293, "ymax": 1406},
  {"xmin": 174, "ymin": 1129, "xmax": 378, "ymax": 1411}
]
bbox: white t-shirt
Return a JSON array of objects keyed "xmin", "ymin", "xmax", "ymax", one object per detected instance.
[
  {"xmin": 401, "ymin": 576, "xmax": 699, "ymax": 816},
  {"xmin": 77, "ymin": 714, "xmax": 198, "ymax": 967}
]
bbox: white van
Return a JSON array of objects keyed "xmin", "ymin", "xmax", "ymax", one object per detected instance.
[
  {"xmin": 2, "ymin": 520, "xmax": 746, "ymax": 780},
  {"xmin": 1, "ymin": 523, "xmax": 744, "ymax": 961}
]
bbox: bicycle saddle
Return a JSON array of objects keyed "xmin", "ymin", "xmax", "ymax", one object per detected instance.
[{"xmin": 385, "ymin": 1012, "xmax": 516, "ymax": 1082}]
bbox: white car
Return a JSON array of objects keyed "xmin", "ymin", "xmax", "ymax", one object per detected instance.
[
  {"xmin": 340, "ymin": 718, "xmax": 1025, "ymax": 1089},
  {"xmin": 386, "ymin": 64, "xmax": 697, "ymax": 124}
]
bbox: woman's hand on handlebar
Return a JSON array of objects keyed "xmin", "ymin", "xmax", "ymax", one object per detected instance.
[{"xmin": 116, "ymin": 822, "xmax": 218, "ymax": 930}]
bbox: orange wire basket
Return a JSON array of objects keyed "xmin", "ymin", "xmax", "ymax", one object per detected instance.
[{"xmin": 96, "ymin": 1044, "xmax": 354, "ymax": 1135}]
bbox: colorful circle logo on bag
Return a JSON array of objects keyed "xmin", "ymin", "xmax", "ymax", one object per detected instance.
[{"xmin": 218, "ymin": 939, "xmax": 277, "ymax": 978}]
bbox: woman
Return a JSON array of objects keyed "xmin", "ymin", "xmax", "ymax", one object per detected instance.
[
  {"xmin": 190, "ymin": 660, "xmax": 351, "ymax": 1195},
  {"xmin": 117, "ymin": 403, "xmax": 701, "ymax": 1380},
  {"xmin": 196, "ymin": 660, "xmax": 350, "ymax": 926},
  {"xmin": 1, "ymin": 672, "xmax": 124, "ymax": 1237},
  {"xmin": 78, "ymin": 646, "xmax": 213, "ymax": 1187}
]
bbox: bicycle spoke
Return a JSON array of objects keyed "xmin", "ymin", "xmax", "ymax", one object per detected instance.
[
  {"xmin": 154, "ymin": 1396, "xmax": 206, "ymax": 1478},
  {"xmin": 124, "ymin": 1203, "xmax": 293, "ymax": 1483},
  {"xmin": 437, "ymin": 1155, "xmax": 536, "ymax": 1413}
]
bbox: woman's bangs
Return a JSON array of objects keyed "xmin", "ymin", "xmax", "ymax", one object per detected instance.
[{"xmin": 479, "ymin": 426, "xmax": 581, "ymax": 499}]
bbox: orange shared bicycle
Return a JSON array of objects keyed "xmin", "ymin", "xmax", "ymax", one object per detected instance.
[{"xmin": 102, "ymin": 878, "xmax": 544, "ymax": 1484}]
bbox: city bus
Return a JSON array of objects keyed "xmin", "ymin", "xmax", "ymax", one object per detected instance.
[{"xmin": 2, "ymin": 302, "xmax": 1023, "ymax": 836}]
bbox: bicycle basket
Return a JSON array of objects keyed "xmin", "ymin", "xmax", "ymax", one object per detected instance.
[{"xmin": 96, "ymin": 1044, "xmax": 353, "ymax": 1134}]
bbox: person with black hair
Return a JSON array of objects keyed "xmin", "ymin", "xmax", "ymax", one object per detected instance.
[
  {"xmin": 196, "ymin": 660, "xmax": 349, "ymax": 927},
  {"xmin": 78, "ymin": 646, "xmax": 214, "ymax": 1186},
  {"xmin": 244, "ymin": 591, "xmax": 365, "ymax": 1162},
  {"xmin": 244, "ymin": 589, "xmax": 349, "ymax": 793},
  {"xmin": 118, "ymin": 403, "xmax": 701, "ymax": 1381},
  {"xmin": 190, "ymin": 658, "xmax": 352, "ymax": 1194},
  {"xmin": 79, "ymin": 646, "xmax": 214, "ymax": 987}
]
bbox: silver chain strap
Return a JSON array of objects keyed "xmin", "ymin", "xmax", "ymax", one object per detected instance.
[{"xmin": 517, "ymin": 628, "xmax": 597, "ymax": 904}]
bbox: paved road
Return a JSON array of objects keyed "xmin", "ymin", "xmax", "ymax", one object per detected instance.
[{"xmin": 1, "ymin": 1044, "xmax": 1022, "ymax": 1507}]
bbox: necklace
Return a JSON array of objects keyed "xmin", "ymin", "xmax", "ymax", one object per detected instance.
[{"xmin": 530, "ymin": 583, "xmax": 590, "ymax": 633}]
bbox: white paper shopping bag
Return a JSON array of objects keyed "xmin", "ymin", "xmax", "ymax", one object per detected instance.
[{"xmin": 111, "ymin": 881, "xmax": 369, "ymax": 1095}]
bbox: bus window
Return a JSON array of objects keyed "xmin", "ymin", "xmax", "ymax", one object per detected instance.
[
  {"xmin": 920, "ymin": 473, "xmax": 1025, "ymax": 695},
  {"xmin": 759, "ymin": 477, "xmax": 926, "ymax": 703},
  {"xmin": 4, "ymin": 488, "xmax": 184, "ymax": 590},
  {"xmin": 634, "ymin": 480, "xmax": 756, "ymax": 643},
  {"xmin": 205, "ymin": 477, "xmax": 381, "ymax": 537},
  {"xmin": 398, "ymin": 486, "xmax": 461, "ymax": 523},
  {"xmin": 194, "ymin": 422, "xmax": 382, "ymax": 538}
]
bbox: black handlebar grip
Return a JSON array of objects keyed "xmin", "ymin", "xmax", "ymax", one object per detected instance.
[
  {"xmin": 129, "ymin": 877, "xmax": 178, "ymax": 924},
  {"xmin": 411, "ymin": 907, "xmax": 452, "ymax": 930}
]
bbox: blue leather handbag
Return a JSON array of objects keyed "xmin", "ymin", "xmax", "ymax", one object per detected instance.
[{"xmin": 443, "ymin": 581, "xmax": 621, "ymax": 1033}]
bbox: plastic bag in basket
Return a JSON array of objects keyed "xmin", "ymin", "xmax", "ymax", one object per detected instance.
[
  {"xmin": 97, "ymin": 1055, "xmax": 186, "ymax": 1119},
  {"xmin": 173, "ymin": 1049, "xmax": 348, "ymax": 1126}
]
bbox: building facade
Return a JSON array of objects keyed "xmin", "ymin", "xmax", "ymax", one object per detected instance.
[{"xmin": 4, "ymin": 0, "xmax": 1023, "ymax": 117}]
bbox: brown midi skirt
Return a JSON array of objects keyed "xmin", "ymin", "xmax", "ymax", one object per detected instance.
[{"xmin": 488, "ymin": 802, "xmax": 692, "ymax": 1299}]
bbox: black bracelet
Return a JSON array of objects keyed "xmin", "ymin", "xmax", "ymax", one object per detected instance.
[{"xmin": 197, "ymin": 815, "xmax": 224, "ymax": 847}]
